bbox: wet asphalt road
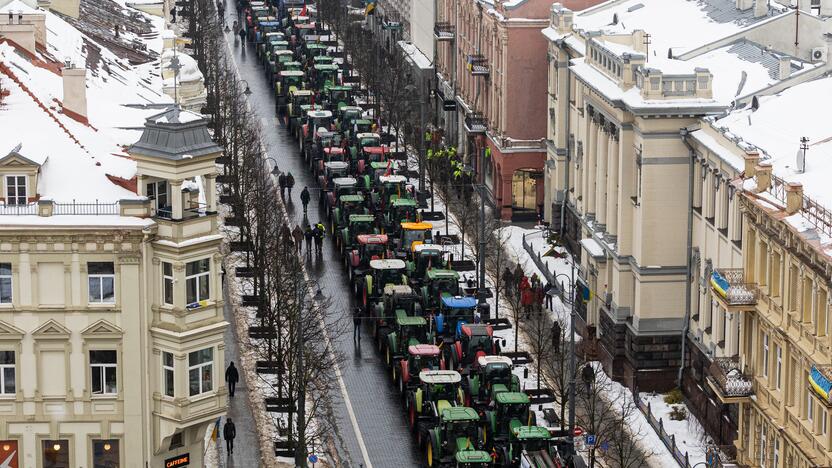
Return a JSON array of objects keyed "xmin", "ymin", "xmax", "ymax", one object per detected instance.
[{"xmin": 222, "ymin": 17, "xmax": 422, "ymax": 468}]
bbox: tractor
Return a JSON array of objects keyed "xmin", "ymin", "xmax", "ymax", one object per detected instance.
[
  {"xmin": 318, "ymin": 162, "xmax": 350, "ymax": 198},
  {"xmin": 268, "ymin": 50, "xmax": 294, "ymax": 85},
  {"xmin": 421, "ymin": 269, "xmax": 462, "ymax": 312},
  {"xmin": 371, "ymin": 174, "xmax": 410, "ymax": 212},
  {"xmin": 395, "ymin": 344, "xmax": 444, "ymax": 397},
  {"xmin": 346, "ymin": 120, "xmax": 375, "ymax": 146},
  {"xmin": 360, "ymin": 259, "xmax": 407, "ymax": 313},
  {"xmin": 454, "ymin": 451, "xmax": 494, "ymax": 468},
  {"xmin": 355, "ymin": 145, "xmax": 389, "ymax": 175},
  {"xmin": 481, "ymin": 392, "xmax": 538, "ymax": 455},
  {"xmin": 425, "ymin": 406, "xmax": 485, "ymax": 468},
  {"xmin": 501, "ymin": 426, "xmax": 562, "ymax": 468},
  {"xmin": 346, "ymin": 234, "xmax": 391, "ymax": 282},
  {"xmin": 329, "ymin": 195, "xmax": 366, "ymax": 234},
  {"xmin": 466, "ymin": 356, "xmax": 521, "ymax": 410},
  {"xmin": 326, "ymin": 85, "xmax": 355, "ymax": 111},
  {"xmin": 407, "ymin": 370, "xmax": 466, "ymax": 442},
  {"xmin": 336, "ymin": 106, "xmax": 363, "ymax": 133},
  {"xmin": 323, "ymin": 175, "xmax": 357, "ymax": 212},
  {"xmin": 300, "ymin": 109, "xmax": 333, "ymax": 155},
  {"xmin": 349, "ymin": 132, "xmax": 381, "ymax": 163},
  {"xmin": 408, "ymin": 245, "xmax": 449, "ymax": 286},
  {"xmin": 445, "ymin": 324, "xmax": 497, "ymax": 370},
  {"xmin": 311, "ymin": 62, "xmax": 339, "ymax": 90},
  {"xmin": 338, "ymin": 214, "xmax": 377, "ymax": 254},
  {"xmin": 399, "ymin": 222, "xmax": 433, "ymax": 255},
  {"xmin": 275, "ymin": 70, "xmax": 305, "ymax": 111},
  {"xmin": 312, "ymin": 135, "xmax": 345, "ymax": 175},
  {"xmin": 384, "ymin": 198, "xmax": 420, "ymax": 237},
  {"xmin": 282, "ymin": 89, "xmax": 312, "ymax": 123},
  {"xmin": 434, "ymin": 295, "xmax": 477, "ymax": 341},
  {"xmin": 385, "ymin": 310, "xmax": 431, "ymax": 370},
  {"xmin": 371, "ymin": 283, "xmax": 421, "ymax": 339}
]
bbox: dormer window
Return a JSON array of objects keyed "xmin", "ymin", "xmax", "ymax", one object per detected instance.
[
  {"xmin": 4, "ymin": 176, "xmax": 26, "ymax": 205},
  {"xmin": 146, "ymin": 180, "xmax": 169, "ymax": 216}
]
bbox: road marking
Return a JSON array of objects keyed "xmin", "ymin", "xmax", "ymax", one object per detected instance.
[{"xmin": 219, "ymin": 28, "xmax": 373, "ymax": 468}]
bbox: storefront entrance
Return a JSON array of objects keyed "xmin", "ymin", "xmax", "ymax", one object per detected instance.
[{"xmin": 511, "ymin": 168, "xmax": 542, "ymax": 221}]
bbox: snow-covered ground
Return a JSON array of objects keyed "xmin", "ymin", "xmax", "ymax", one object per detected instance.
[{"xmin": 640, "ymin": 392, "xmax": 710, "ymax": 466}]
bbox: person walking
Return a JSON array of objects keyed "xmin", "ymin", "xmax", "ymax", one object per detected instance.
[
  {"xmin": 278, "ymin": 172, "xmax": 287, "ymax": 199},
  {"xmin": 353, "ymin": 307, "xmax": 361, "ymax": 343},
  {"xmin": 238, "ymin": 24, "xmax": 246, "ymax": 44},
  {"xmin": 304, "ymin": 225, "xmax": 314, "ymax": 255},
  {"xmin": 286, "ymin": 172, "xmax": 295, "ymax": 201},
  {"xmin": 300, "ymin": 186, "xmax": 311, "ymax": 214},
  {"xmin": 313, "ymin": 223, "xmax": 325, "ymax": 254},
  {"xmin": 543, "ymin": 282, "xmax": 553, "ymax": 311},
  {"xmin": 223, "ymin": 418, "xmax": 236, "ymax": 455},
  {"xmin": 225, "ymin": 361, "xmax": 239, "ymax": 398},
  {"xmin": 292, "ymin": 225, "xmax": 304, "ymax": 254}
]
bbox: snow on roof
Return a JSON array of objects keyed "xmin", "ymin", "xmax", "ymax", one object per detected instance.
[
  {"xmin": 713, "ymin": 76, "xmax": 832, "ymax": 208},
  {"xmin": 573, "ymin": 0, "xmax": 784, "ymax": 58},
  {"xmin": 0, "ymin": 0, "xmax": 37, "ymax": 13},
  {"xmin": 397, "ymin": 40, "xmax": 432, "ymax": 70},
  {"xmin": 580, "ymin": 237, "xmax": 605, "ymax": 257}
]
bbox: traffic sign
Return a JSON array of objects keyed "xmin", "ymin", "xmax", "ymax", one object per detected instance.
[
  {"xmin": 586, "ymin": 434, "xmax": 596, "ymax": 447},
  {"xmin": 308, "ymin": 454, "xmax": 319, "ymax": 464},
  {"xmin": 573, "ymin": 426, "xmax": 584, "ymax": 437}
]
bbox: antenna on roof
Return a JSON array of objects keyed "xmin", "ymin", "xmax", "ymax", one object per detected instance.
[
  {"xmin": 796, "ymin": 137, "xmax": 808, "ymax": 173},
  {"xmin": 751, "ymin": 96, "xmax": 760, "ymax": 111}
]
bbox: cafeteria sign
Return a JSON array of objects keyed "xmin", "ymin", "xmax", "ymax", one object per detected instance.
[{"xmin": 165, "ymin": 453, "xmax": 190, "ymax": 468}]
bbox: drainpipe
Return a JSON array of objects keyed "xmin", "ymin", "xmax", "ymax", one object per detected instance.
[{"xmin": 678, "ymin": 127, "xmax": 695, "ymax": 388}]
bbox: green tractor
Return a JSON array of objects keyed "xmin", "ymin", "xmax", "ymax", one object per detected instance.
[
  {"xmin": 282, "ymin": 89, "xmax": 312, "ymax": 124},
  {"xmin": 318, "ymin": 162, "xmax": 350, "ymax": 201},
  {"xmin": 370, "ymin": 283, "xmax": 420, "ymax": 339},
  {"xmin": 360, "ymin": 259, "xmax": 408, "ymax": 314},
  {"xmin": 500, "ymin": 426, "xmax": 562, "ymax": 468},
  {"xmin": 408, "ymin": 245, "xmax": 449, "ymax": 287},
  {"xmin": 312, "ymin": 62, "xmax": 339, "ymax": 90},
  {"xmin": 336, "ymin": 105, "xmax": 363, "ymax": 134},
  {"xmin": 347, "ymin": 234, "xmax": 391, "ymax": 282},
  {"xmin": 349, "ymin": 132, "xmax": 381, "ymax": 168},
  {"xmin": 384, "ymin": 197, "xmax": 420, "ymax": 237},
  {"xmin": 421, "ymin": 269, "xmax": 462, "ymax": 313},
  {"xmin": 407, "ymin": 370, "xmax": 466, "ymax": 441},
  {"xmin": 466, "ymin": 355, "xmax": 520, "ymax": 410},
  {"xmin": 445, "ymin": 324, "xmax": 498, "ymax": 370},
  {"xmin": 395, "ymin": 344, "xmax": 445, "ymax": 397},
  {"xmin": 326, "ymin": 85, "xmax": 355, "ymax": 111},
  {"xmin": 338, "ymin": 214, "xmax": 377, "ymax": 255},
  {"xmin": 434, "ymin": 295, "xmax": 478, "ymax": 342},
  {"xmin": 481, "ymin": 392, "xmax": 538, "ymax": 456},
  {"xmin": 269, "ymin": 49, "xmax": 295, "ymax": 85},
  {"xmin": 385, "ymin": 310, "xmax": 431, "ymax": 370},
  {"xmin": 346, "ymin": 121, "xmax": 375, "ymax": 146},
  {"xmin": 454, "ymin": 451, "xmax": 494, "ymax": 468},
  {"xmin": 312, "ymin": 135, "xmax": 346, "ymax": 176},
  {"xmin": 425, "ymin": 406, "xmax": 485, "ymax": 468},
  {"xmin": 329, "ymin": 195, "xmax": 366, "ymax": 234}
]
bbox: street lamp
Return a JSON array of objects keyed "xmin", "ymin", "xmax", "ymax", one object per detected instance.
[
  {"xmin": 266, "ymin": 156, "xmax": 280, "ymax": 175},
  {"xmin": 240, "ymin": 79, "xmax": 253, "ymax": 96},
  {"xmin": 582, "ymin": 363, "xmax": 597, "ymax": 468}
]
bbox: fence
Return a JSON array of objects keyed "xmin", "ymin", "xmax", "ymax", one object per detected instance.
[
  {"xmin": 521, "ymin": 230, "xmax": 558, "ymax": 292},
  {"xmin": 53, "ymin": 201, "xmax": 119, "ymax": 215}
]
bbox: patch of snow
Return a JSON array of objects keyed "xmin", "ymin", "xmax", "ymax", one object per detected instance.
[{"xmin": 640, "ymin": 392, "xmax": 710, "ymax": 466}]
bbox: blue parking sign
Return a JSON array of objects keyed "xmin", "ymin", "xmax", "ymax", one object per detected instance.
[{"xmin": 586, "ymin": 434, "xmax": 596, "ymax": 446}]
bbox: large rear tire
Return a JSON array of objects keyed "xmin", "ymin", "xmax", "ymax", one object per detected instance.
[{"xmin": 425, "ymin": 437, "xmax": 434, "ymax": 468}]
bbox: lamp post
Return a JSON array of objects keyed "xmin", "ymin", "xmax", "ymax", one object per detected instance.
[
  {"xmin": 581, "ymin": 363, "xmax": 597, "ymax": 468},
  {"xmin": 240, "ymin": 79, "xmax": 253, "ymax": 97}
]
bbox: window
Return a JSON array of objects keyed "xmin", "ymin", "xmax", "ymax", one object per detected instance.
[
  {"xmin": 4, "ymin": 175, "xmax": 26, "ymax": 205},
  {"xmin": 808, "ymin": 388, "xmax": 815, "ymax": 425},
  {"xmin": 88, "ymin": 262, "xmax": 115, "ymax": 304},
  {"xmin": 90, "ymin": 350, "xmax": 117, "ymax": 395},
  {"xmin": 762, "ymin": 333, "xmax": 769, "ymax": 378},
  {"xmin": 759, "ymin": 424, "xmax": 767, "ymax": 467},
  {"xmin": 188, "ymin": 348, "xmax": 213, "ymax": 396},
  {"xmin": 0, "ymin": 351, "xmax": 14, "ymax": 395},
  {"xmin": 163, "ymin": 352, "xmax": 175, "ymax": 397},
  {"xmin": 773, "ymin": 436, "xmax": 780, "ymax": 468},
  {"xmin": 146, "ymin": 180, "xmax": 169, "ymax": 214},
  {"xmin": 775, "ymin": 345, "xmax": 782, "ymax": 390},
  {"xmin": 186, "ymin": 259, "xmax": 210, "ymax": 304},
  {"xmin": 0, "ymin": 263, "xmax": 10, "ymax": 304},
  {"xmin": 169, "ymin": 432, "xmax": 183, "ymax": 450},
  {"xmin": 43, "ymin": 440, "xmax": 69, "ymax": 468},
  {"xmin": 823, "ymin": 412, "xmax": 829, "ymax": 436},
  {"xmin": 162, "ymin": 262, "xmax": 174, "ymax": 306},
  {"xmin": 92, "ymin": 439, "xmax": 119, "ymax": 468}
]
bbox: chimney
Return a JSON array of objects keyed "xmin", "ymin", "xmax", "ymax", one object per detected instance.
[
  {"xmin": 754, "ymin": 0, "xmax": 768, "ymax": 17},
  {"xmin": 743, "ymin": 151, "xmax": 759, "ymax": 177},
  {"xmin": 754, "ymin": 162, "xmax": 772, "ymax": 193},
  {"xmin": 822, "ymin": 0, "xmax": 832, "ymax": 17},
  {"xmin": 778, "ymin": 55, "xmax": 791, "ymax": 80},
  {"xmin": 785, "ymin": 182, "xmax": 803, "ymax": 215},
  {"xmin": 736, "ymin": 0, "xmax": 753, "ymax": 10},
  {"xmin": 62, "ymin": 66, "xmax": 87, "ymax": 122}
]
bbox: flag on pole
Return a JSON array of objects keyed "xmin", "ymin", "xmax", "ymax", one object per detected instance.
[{"xmin": 211, "ymin": 417, "xmax": 221, "ymax": 441}]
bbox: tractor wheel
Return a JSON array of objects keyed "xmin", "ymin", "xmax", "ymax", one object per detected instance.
[
  {"xmin": 391, "ymin": 358, "xmax": 397, "ymax": 381},
  {"xmin": 385, "ymin": 346, "xmax": 392, "ymax": 367},
  {"xmin": 415, "ymin": 426, "xmax": 424, "ymax": 448},
  {"xmin": 408, "ymin": 400, "xmax": 416, "ymax": 431},
  {"xmin": 398, "ymin": 373, "xmax": 406, "ymax": 397},
  {"xmin": 426, "ymin": 439, "xmax": 436, "ymax": 468}
]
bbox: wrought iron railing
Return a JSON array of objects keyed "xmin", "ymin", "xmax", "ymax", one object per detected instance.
[
  {"xmin": 761, "ymin": 173, "xmax": 832, "ymax": 238},
  {"xmin": 53, "ymin": 201, "xmax": 119, "ymax": 215},
  {"xmin": 153, "ymin": 203, "xmax": 210, "ymax": 221},
  {"xmin": 434, "ymin": 22, "xmax": 455, "ymax": 40},
  {"xmin": 0, "ymin": 203, "xmax": 37, "ymax": 215},
  {"xmin": 464, "ymin": 113, "xmax": 487, "ymax": 133},
  {"xmin": 712, "ymin": 268, "xmax": 759, "ymax": 306},
  {"xmin": 710, "ymin": 357, "xmax": 754, "ymax": 398}
]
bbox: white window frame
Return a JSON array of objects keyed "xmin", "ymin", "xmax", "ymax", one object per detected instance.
[
  {"xmin": 759, "ymin": 424, "xmax": 767, "ymax": 468},
  {"xmin": 763, "ymin": 333, "xmax": 769, "ymax": 378},
  {"xmin": 162, "ymin": 352, "xmax": 175, "ymax": 398},
  {"xmin": 0, "ymin": 263, "xmax": 10, "ymax": 304},
  {"xmin": 776, "ymin": 345, "xmax": 782, "ymax": 390},
  {"xmin": 90, "ymin": 350, "xmax": 118, "ymax": 396},
  {"xmin": 185, "ymin": 259, "xmax": 210, "ymax": 305},
  {"xmin": 0, "ymin": 351, "xmax": 14, "ymax": 396},
  {"xmin": 808, "ymin": 389, "xmax": 815, "ymax": 425},
  {"xmin": 188, "ymin": 348, "xmax": 213, "ymax": 397},
  {"xmin": 146, "ymin": 180, "xmax": 169, "ymax": 214},
  {"xmin": 773, "ymin": 436, "xmax": 779, "ymax": 468},
  {"xmin": 4, "ymin": 175, "xmax": 26, "ymax": 206},
  {"xmin": 162, "ymin": 262, "xmax": 174, "ymax": 306},
  {"xmin": 88, "ymin": 262, "xmax": 115, "ymax": 304}
]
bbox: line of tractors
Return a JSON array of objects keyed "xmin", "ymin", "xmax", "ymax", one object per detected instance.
[{"xmin": 241, "ymin": 2, "xmax": 572, "ymax": 466}]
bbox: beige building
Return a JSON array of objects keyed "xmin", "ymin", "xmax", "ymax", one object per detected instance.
[{"xmin": 542, "ymin": 0, "xmax": 832, "ymax": 397}]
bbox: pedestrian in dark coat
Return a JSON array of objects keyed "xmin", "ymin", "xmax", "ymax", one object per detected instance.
[
  {"xmin": 353, "ymin": 307, "xmax": 361, "ymax": 342},
  {"xmin": 280, "ymin": 223, "xmax": 292, "ymax": 245},
  {"xmin": 502, "ymin": 266, "xmax": 514, "ymax": 296},
  {"xmin": 543, "ymin": 282, "xmax": 554, "ymax": 311},
  {"xmin": 224, "ymin": 418, "xmax": 237, "ymax": 454},
  {"xmin": 292, "ymin": 225, "xmax": 304, "ymax": 254},
  {"xmin": 313, "ymin": 223, "xmax": 324, "ymax": 254},
  {"xmin": 238, "ymin": 26, "xmax": 246, "ymax": 44},
  {"xmin": 225, "ymin": 361, "xmax": 239, "ymax": 397},
  {"xmin": 278, "ymin": 172, "xmax": 287, "ymax": 199},
  {"xmin": 300, "ymin": 186, "xmax": 311, "ymax": 214},
  {"xmin": 513, "ymin": 265, "xmax": 524, "ymax": 292},
  {"xmin": 286, "ymin": 172, "xmax": 296, "ymax": 200}
]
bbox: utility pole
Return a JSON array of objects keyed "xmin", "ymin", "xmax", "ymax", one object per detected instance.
[{"xmin": 295, "ymin": 271, "xmax": 307, "ymax": 468}]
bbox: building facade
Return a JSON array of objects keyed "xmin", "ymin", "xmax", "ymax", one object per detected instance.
[{"xmin": 0, "ymin": 111, "xmax": 227, "ymax": 467}]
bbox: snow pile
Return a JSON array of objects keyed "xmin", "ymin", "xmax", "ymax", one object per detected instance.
[{"xmin": 640, "ymin": 392, "xmax": 710, "ymax": 466}]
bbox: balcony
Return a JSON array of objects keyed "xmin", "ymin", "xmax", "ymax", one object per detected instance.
[
  {"xmin": 706, "ymin": 357, "xmax": 753, "ymax": 404},
  {"xmin": 464, "ymin": 113, "xmax": 487, "ymax": 134},
  {"xmin": 434, "ymin": 22, "xmax": 455, "ymax": 41},
  {"xmin": 810, "ymin": 365, "xmax": 832, "ymax": 407},
  {"xmin": 466, "ymin": 54, "xmax": 489, "ymax": 76},
  {"xmin": 710, "ymin": 268, "xmax": 759, "ymax": 310}
]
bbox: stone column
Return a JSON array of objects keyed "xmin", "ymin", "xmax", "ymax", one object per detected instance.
[
  {"xmin": 585, "ymin": 114, "xmax": 598, "ymax": 217},
  {"xmin": 204, "ymin": 174, "xmax": 217, "ymax": 213},
  {"xmin": 595, "ymin": 123, "xmax": 609, "ymax": 229},
  {"xmin": 606, "ymin": 128, "xmax": 620, "ymax": 239},
  {"xmin": 170, "ymin": 179, "xmax": 184, "ymax": 220}
]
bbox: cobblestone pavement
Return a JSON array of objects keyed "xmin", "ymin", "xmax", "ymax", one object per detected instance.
[{"xmin": 221, "ymin": 10, "xmax": 421, "ymax": 467}]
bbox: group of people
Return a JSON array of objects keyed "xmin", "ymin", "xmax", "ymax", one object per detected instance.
[
  {"xmin": 504, "ymin": 265, "xmax": 553, "ymax": 317},
  {"xmin": 285, "ymin": 222, "xmax": 325, "ymax": 255}
]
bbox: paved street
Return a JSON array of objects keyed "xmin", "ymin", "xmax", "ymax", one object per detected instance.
[{"xmin": 221, "ymin": 10, "xmax": 421, "ymax": 467}]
